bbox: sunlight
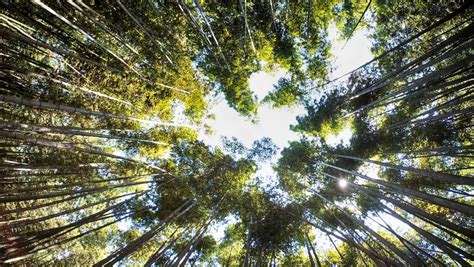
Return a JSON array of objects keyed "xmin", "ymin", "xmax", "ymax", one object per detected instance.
[{"xmin": 338, "ymin": 178, "xmax": 348, "ymax": 188}]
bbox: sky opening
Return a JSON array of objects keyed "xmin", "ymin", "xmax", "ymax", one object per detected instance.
[{"xmin": 199, "ymin": 23, "xmax": 373, "ymax": 168}]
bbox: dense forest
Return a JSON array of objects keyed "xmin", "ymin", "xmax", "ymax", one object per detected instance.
[{"xmin": 0, "ymin": 0, "xmax": 472, "ymax": 266}]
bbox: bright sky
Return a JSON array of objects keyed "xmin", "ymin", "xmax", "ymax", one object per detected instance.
[
  {"xmin": 327, "ymin": 23, "xmax": 373, "ymax": 80},
  {"xmin": 198, "ymin": 23, "xmax": 373, "ymax": 154},
  {"xmin": 199, "ymin": 68, "xmax": 303, "ymax": 149}
]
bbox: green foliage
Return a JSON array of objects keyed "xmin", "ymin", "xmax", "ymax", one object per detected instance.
[
  {"xmin": 1, "ymin": 1, "xmax": 472, "ymax": 266},
  {"xmin": 263, "ymin": 77, "xmax": 303, "ymax": 108}
]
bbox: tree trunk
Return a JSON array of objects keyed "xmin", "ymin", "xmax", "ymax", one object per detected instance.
[
  {"xmin": 144, "ymin": 227, "xmax": 181, "ymax": 267},
  {"xmin": 340, "ymin": 177, "xmax": 472, "ymax": 265},
  {"xmin": 328, "ymin": 234, "xmax": 344, "ymax": 261},
  {"xmin": 3, "ymin": 192, "xmax": 137, "ymax": 228},
  {"xmin": 0, "ymin": 27, "xmax": 121, "ymax": 73},
  {"xmin": 0, "ymin": 179, "xmax": 155, "ymax": 202},
  {"xmin": 3, "ymin": 192, "xmax": 146, "ymax": 261},
  {"xmin": 94, "ymin": 199, "xmax": 194, "ymax": 266},
  {"xmin": 0, "ymin": 94, "xmax": 193, "ymax": 128},
  {"xmin": 193, "ymin": 0, "xmax": 231, "ymax": 71},
  {"xmin": 305, "ymin": 232, "xmax": 321, "ymax": 267},
  {"xmin": 321, "ymin": 162, "xmax": 474, "ymax": 216},
  {"xmin": 33, "ymin": 0, "xmax": 141, "ymax": 77},
  {"xmin": 172, "ymin": 193, "xmax": 226, "ymax": 266},
  {"xmin": 3, "ymin": 211, "xmax": 134, "ymax": 263},
  {"xmin": 0, "ymin": 121, "xmax": 168, "ymax": 145},
  {"xmin": 243, "ymin": 230, "xmax": 251, "ymax": 267},
  {"xmin": 309, "ymin": 188, "xmax": 418, "ymax": 265},
  {"xmin": 0, "ymin": 130, "xmax": 164, "ymax": 171},
  {"xmin": 382, "ymin": 203, "xmax": 472, "ymax": 266},
  {"xmin": 305, "ymin": 239, "xmax": 316, "ymax": 267},
  {"xmin": 66, "ymin": 0, "xmax": 139, "ymax": 55},
  {"xmin": 115, "ymin": 0, "xmax": 173, "ymax": 65},
  {"xmin": 312, "ymin": 1, "xmax": 472, "ymax": 92},
  {"xmin": 353, "ymin": 23, "xmax": 474, "ymax": 98},
  {"xmin": 332, "ymin": 153, "xmax": 473, "ymax": 186}
]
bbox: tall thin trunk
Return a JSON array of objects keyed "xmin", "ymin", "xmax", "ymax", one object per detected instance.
[
  {"xmin": 0, "ymin": 179, "xmax": 155, "ymax": 202},
  {"xmin": 321, "ymin": 162, "xmax": 474, "ymax": 216},
  {"xmin": 331, "ymin": 154, "xmax": 474, "ymax": 186},
  {"xmin": 0, "ymin": 174, "xmax": 153, "ymax": 195},
  {"xmin": 0, "ymin": 130, "xmax": 163, "ymax": 171},
  {"xmin": 144, "ymin": 227, "xmax": 182, "ymax": 267},
  {"xmin": 311, "ymin": 2, "xmax": 473, "ymax": 91},
  {"xmin": 320, "ymin": 168, "xmax": 474, "ymax": 238},
  {"xmin": 340, "ymin": 0, "xmax": 372, "ymax": 50},
  {"xmin": 115, "ymin": 0, "xmax": 173, "ymax": 65},
  {"xmin": 178, "ymin": 0, "xmax": 220, "ymax": 71},
  {"xmin": 305, "ymin": 239, "xmax": 316, "ymax": 267},
  {"xmin": 320, "ymin": 172, "xmax": 472, "ymax": 265},
  {"xmin": 32, "ymin": 0, "xmax": 139, "ymax": 75},
  {"xmin": 3, "ymin": 191, "xmax": 146, "ymax": 262},
  {"xmin": 0, "ymin": 94, "xmax": 193, "ymax": 128},
  {"xmin": 391, "ymin": 105, "xmax": 474, "ymax": 129},
  {"xmin": 352, "ymin": 23, "xmax": 474, "ymax": 99},
  {"xmin": 240, "ymin": 0, "xmax": 256, "ymax": 54},
  {"xmin": 2, "ymin": 192, "xmax": 137, "ymax": 228},
  {"xmin": 20, "ymin": 71, "xmax": 132, "ymax": 105},
  {"xmin": 327, "ymin": 234, "xmax": 344, "ymax": 261},
  {"xmin": 376, "ymin": 219, "xmax": 445, "ymax": 267},
  {"xmin": 287, "ymin": 195, "xmax": 395, "ymax": 265},
  {"xmin": 388, "ymin": 91, "xmax": 474, "ymax": 129},
  {"xmin": 0, "ymin": 122, "xmax": 169, "ymax": 146},
  {"xmin": 66, "ymin": 0, "xmax": 139, "ymax": 55},
  {"xmin": 305, "ymin": 232, "xmax": 321, "ymax": 267},
  {"xmin": 0, "ymin": 190, "xmax": 97, "ymax": 216},
  {"xmin": 373, "ymin": 212, "xmax": 431, "ymax": 267},
  {"xmin": 0, "ymin": 27, "xmax": 121, "ymax": 73},
  {"xmin": 2, "ymin": 212, "xmax": 132, "ymax": 263},
  {"xmin": 94, "ymin": 199, "xmax": 194, "ymax": 266},
  {"xmin": 305, "ymin": 220, "xmax": 394, "ymax": 265},
  {"xmin": 243, "ymin": 229, "xmax": 251, "ymax": 267},
  {"xmin": 179, "ymin": 226, "xmax": 207, "ymax": 266},
  {"xmin": 309, "ymin": 187, "xmax": 418, "ymax": 265},
  {"xmin": 193, "ymin": 0, "xmax": 231, "ymax": 71},
  {"xmin": 172, "ymin": 193, "xmax": 226, "ymax": 266},
  {"xmin": 382, "ymin": 202, "xmax": 472, "ymax": 266},
  {"xmin": 345, "ymin": 70, "xmax": 474, "ymax": 118}
]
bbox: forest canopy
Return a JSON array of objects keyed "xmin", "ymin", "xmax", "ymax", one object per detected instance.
[{"xmin": 0, "ymin": 0, "xmax": 473, "ymax": 266}]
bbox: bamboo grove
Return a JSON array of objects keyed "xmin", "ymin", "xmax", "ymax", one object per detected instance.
[{"xmin": 0, "ymin": 0, "xmax": 472, "ymax": 266}]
